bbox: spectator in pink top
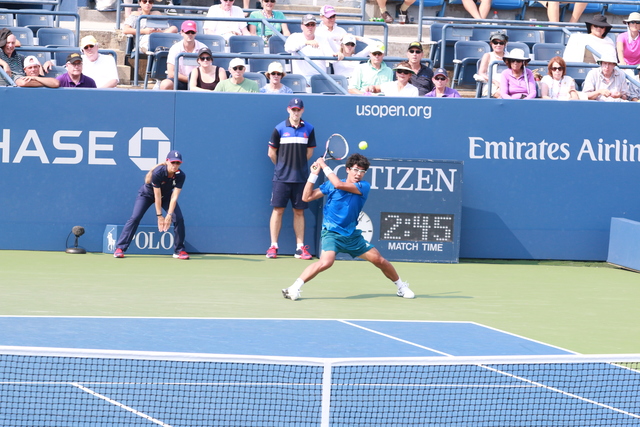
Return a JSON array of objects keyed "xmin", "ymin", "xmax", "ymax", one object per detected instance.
[
  {"xmin": 500, "ymin": 48, "xmax": 536, "ymax": 99},
  {"xmin": 617, "ymin": 12, "xmax": 640, "ymax": 66}
]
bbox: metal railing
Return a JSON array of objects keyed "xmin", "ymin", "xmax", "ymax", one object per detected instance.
[{"xmin": 0, "ymin": 8, "xmax": 80, "ymax": 34}]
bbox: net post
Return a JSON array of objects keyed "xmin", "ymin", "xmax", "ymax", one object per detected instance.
[{"xmin": 320, "ymin": 360, "xmax": 332, "ymax": 427}]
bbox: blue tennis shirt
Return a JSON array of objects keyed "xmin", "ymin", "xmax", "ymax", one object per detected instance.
[{"xmin": 320, "ymin": 179, "xmax": 370, "ymax": 236}]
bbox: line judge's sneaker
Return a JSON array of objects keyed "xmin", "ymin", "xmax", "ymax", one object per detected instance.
[
  {"xmin": 396, "ymin": 282, "xmax": 415, "ymax": 299},
  {"xmin": 173, "ymin": 251, "xmax": 190, "ymax": 260},
  {"xmin": 294, "ymin": 245, "xmax": 312, "ymax": 260},
  {"xmin": 266, "ymin": 246, "xmax": 278, "ymax": 259},
  {"xmin": 113, "ymin": 248, "xmax": 124, "ymax": 258},
  {"xmin": 282, "ymin": 286, "xmax": 301, "ymax": 301}
]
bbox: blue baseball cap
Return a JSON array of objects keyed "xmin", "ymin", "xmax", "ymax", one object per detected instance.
[
  {"xmin": 288, "ymin": 98, "xmax": 304, "ymax": 109},
  {"xmin": 434, "ymin": 68, "xmax": 447, "ymax": 78},
  {"xmin": 166, "ymin": 150, "xmax": 182, "ymax": 163}
]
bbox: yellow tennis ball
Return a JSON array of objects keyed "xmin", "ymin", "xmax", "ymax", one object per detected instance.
[{"xmin": 359, "ymin": 141, "xmax": 368, "ymax": 150}]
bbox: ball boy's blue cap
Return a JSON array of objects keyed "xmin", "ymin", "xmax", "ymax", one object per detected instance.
[
  {"xmin": 166, "ymin": 150, "xmax": 182, "ymax": 162},
  {"xmin": 288, "ymin": 98, "xmax": 304, "ymax": 109}
]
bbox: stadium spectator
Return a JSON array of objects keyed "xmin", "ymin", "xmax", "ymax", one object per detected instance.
[
  {"xmin": 540, "ymin": 2, "xmax": 587, "ymax": 24},
  {"xmin": 617, "ymin": 13, "xmax": 640, "ymax": 66},
  {"xmin": 80, "ymin": 35, "xmax": 119, "ymax": 88},
  {"xmin": 0, "ymin": 30, "xmax": 25, "ymax": 85},
  {"xmin": 425, "ymin": 68, "xmax": 461, "ymax": 97},
  {"xmin": 260, "ymin": 61, "xmax": 293, "ymax": 93},
  {"xmin": 369, "ymin": 61, "xmax": 419, "ymax": 96},
  {"xmin": 348, "ymin": 42, "xmax": 393, "ymax": 95},
  {"xmin": 406, "ymin": 41, "xmax": 434, "ymax": 96},
  {"xmin": 266, "ymin": 98, "xmax": 316, "ymax": 260},
  {"xmin": 214, "ymin": 58, "xmax": 259, "ymax": 92},
  {"xmin": 563, "ymin": 15, "xmax": 616, "ymax": 63},
  {"xmin": 316, "ymin": 5, "xmax": 346, "ymax": 54},
  {"xmin": 160, "ymin": 21, "xmax": 207, "ymax": 91},
  {"xmin": 281, "ymin": 154, "xmax": 414, "ymax": 301},
  {"xmin": 203, "ymin": 0, "xmax": 250, "ymax": 41},
  {"xmin": 285, "ymin": 14, "xmax": 334, "ymax": 84},
  {"xmin": 123, "ymin": 0, "xmax": 178, "ymax": 54},
  {"xmin": 189, "ymin": 47, "xmax": 227, "ymax": 91},
  {"xmin": 461, "ymin": 0, "xmax": 491, "ymax": 20},
  {"xmin": 582, "ymin": 53, "xmax": 634, "ymax": 101},
  {"xmin": 248, "ymin": 0, "xmax": 290, "ymax": 40},
  {"xmin": 540, "ymin": 56, "xmax": 579, "ymax": 100},
  {"xmin": 500, "ymin": 49, "xmax": 536, "ymax": 99},
  {"xmin": 376, "ymin": 0, "xmax": 415, "ymax": 23},
  {"xmin": 15, "ymin": 56, "xmax": 60, "ymax": 88},
  {"xmin": 57, "ymin": 53, "xmax": 97, "ymax": 88},
  {"xmin": 114, "ymin": 150, "xmax": 189, "ymax": 260},
  {"xmin": 331, "ymin": 34, "xmax": 375, "ymax": 83},
  {"xmin": 475, "ymin": 31, "xmax": 508, "ymax": 98}
]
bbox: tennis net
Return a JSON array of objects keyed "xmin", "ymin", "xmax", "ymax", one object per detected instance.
[{"xmin": 1, "ymin": 346, "xmax": 640, "ymax": 426}]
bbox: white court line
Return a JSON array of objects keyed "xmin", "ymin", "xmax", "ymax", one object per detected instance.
[
  {"xmin": 338, "ymin": 319, "xmax": 452, "ymax": 356},
  {"xmin": 71, "ymin": 383, "xmax": 173, "ymax": 427}
]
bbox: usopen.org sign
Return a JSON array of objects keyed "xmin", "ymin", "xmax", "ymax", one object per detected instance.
[
  {"xmin": 103, "ymin": 224, "xmax": 174, "ymax": 255},
  {"xmin": 0, "ymin": 126, "xmax": 171, "ymax": 171}
]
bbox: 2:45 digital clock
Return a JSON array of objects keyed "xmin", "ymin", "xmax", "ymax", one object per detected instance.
[{"xmin": 380, "ymin": 212, "xmax": 454, "ymax": 242}]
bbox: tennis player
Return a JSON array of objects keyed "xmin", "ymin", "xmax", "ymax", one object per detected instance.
[
  {"xmin": 282, "ymin": 154, "xmax": 415, "ymax": 300},
  {"xmin": 114, "ymin": 150, "xmax": 189, "ymax": 260}
]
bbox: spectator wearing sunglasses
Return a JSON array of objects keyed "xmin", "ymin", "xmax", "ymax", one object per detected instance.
[
  {"xmin": 189, "ymin": 47, "xmax": 227, "ymax": 91},
  {"xmin": 160, "ymin": 21, "xmax": 207, "ymax": 90},
  {"xmin": 260, "ymin": 61, "xmax": 293, "ymax": 93},
  {"xmin": 475, "ymin": 31, "xmax": 508, "ymax": 98},
  {"xmin": 214, "ymin": 58, "xmax": 259, "ymax": 92},
  {"xmin": 123, "ymin": 0, "xmax": 178, "ymax": 54},
  {"xmin": 249, "ymin": 0, "xmax": 290, "ymax": 40},
  {"xmin": 204, "ymin": 0, "xmax": 250, "ymax": 41},
  {"xmin": 348, "ymin": 42, "xmax": 393, "ymax": 95},
  {"xmin": 369, "ymin": 61, "xmax": 419, "ymax": 97},
  {"xmin": 617, "ymin": 13, "xmax": 640, "ymax": 66},
  {"xmin": 405, "ymin": 41, "xmax": 433, "ymax": 96},
  {"xmin": 285, "ymin": 14, "xmax": 335, "ymax": 84},
  {"xmin": 425, "ymin": 68, "xmax": 460, "ymax": 98},
  {"xmin": 540, "ymin": 56, "xmax": 578, "ymax": 100},
  {"xmin": 563, "ymin": 14, "xmax": 616, "ymax": 64},
  {"xmin": 316, "ymin": 5, "xmax": 347, "ymax": 54},
  {"xmin": 78, "ymin": 35, "xmax": 119, "ymax": 88},
  {"xmin": 500, "ymin": 49, "xmax": 536, "ymax": 99},
  {"xmin": 332, "ymin": 34, "xmax": 376, "ymax": 83}
]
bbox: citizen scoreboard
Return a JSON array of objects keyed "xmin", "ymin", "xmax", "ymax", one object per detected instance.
[{"xmin": 327, "ymin": 158, "xmax": 463, "ymax": 263}]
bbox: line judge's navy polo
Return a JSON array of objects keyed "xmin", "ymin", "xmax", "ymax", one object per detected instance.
[{"xmin": 269, "ymin": 118, "xmax": 316, "ymax": 183}]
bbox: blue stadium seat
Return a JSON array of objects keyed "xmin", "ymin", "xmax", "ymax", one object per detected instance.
[
  {"xmin": 196, "ymin": 34, "xmax": 226, "ymax": 53},
  {"xmin": 44, "ymin": 65, "xmax": 66, "ymax": 78},
  {"xmin": 248, "ymin": 57, "xmax": 285, "ymax": 73},
  {"xmin": 310, "ymin": 74, "xmax": 348, "ymax": 94},
  {"xmin": 452, "ymin": 40, "xmax": 490, "ymax": 89},
  {"xmin": 505, "ymin": 41, "xmax": 530, "ymax": 57},
  {"xmin": 16, "ymin": 47, "xmax": 52, "ymax": 64},
  {"xmin": 560, "ymin": 2, "xmax": 604, "ymax": 21},
  {"xmin": 343, "ymin": 24, "xmax": 364, "ymax": 37},
  {"xmin": 280, "ymin": 73, "xmax": 307, "ymax": 93},
  {"xmin": 229, "ymin": 35, "xmax": 264, "ymax": 54},
  {"xmin": 244, "ymin": 71, "xmax": 267, "ymax": 88},
  {"xmin": 421, "ymin": 0, "xmax": 448, "ymax": 17},
  {"xmin": 505, "ymin": 28, "xmax": 543, "ymax": 49},
  {"xmin": 212, "ymin": 55, "xmax": 233, "ymax": 72},
  {"xmin": 0, "ymin": 12, "xmax": 14, "ymax": 27},
  {"xmin": 471, "ymin": 27, "xmax": 496, "ymax": 43},
  {"xmin": 564, "ymin": 63, "xmax": 595, "ymax": 90},
  {"xmin": 268, "ymin": 36, "xmax": 287, "ymax": 54},
  {"xmin": 607, "ymin": 3, "xmax": 640, "ymax": 15},
  {"xmin": 16, "ymin": 12, "xmax": 53, "ymax": 35},
  {"xmin": 53, "ymin": 48, "xmax": 81, "ymax": 65},
  {"xmin": 145, "ymin": 50, "xmax": 169, "ymax": 88},
  {"xmin": 491, "ymin": 0, "xmax": 527, "ymax": 19},
  {"xmin": 433, "ymin": 24, "xmax": 474, "ymax": 69},
  {"xmin": 37, "ymin": 27, "xmax": 75, "ymax": 47},
  {"xmin": 144, "ymin": 32, "xmax": 182, "ymax": 89},
  {"xmin": 7, "ymin": 26, "xmax": 34, "ymax": 46},
  {"xmin": 532, "ymin": 42, "xmax": 565, "ymax": 61}
]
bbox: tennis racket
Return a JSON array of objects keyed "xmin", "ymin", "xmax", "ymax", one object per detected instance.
[{"xmin": 312, "ymin": 134, "xmax": 349, "ymax": 170}]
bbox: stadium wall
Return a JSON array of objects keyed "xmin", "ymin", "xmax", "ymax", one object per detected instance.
[{"xmin": 1, "ymin": 87, "xmax": 639, "ymax": 260}]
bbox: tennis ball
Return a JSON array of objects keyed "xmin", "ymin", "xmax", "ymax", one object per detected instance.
[{"xmin": 359, "ymin": 141, "xmax": 368, "ymax": 150}]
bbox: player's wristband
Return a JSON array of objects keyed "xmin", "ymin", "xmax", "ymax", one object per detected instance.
[
  {"xmin": 307, "ymin": 174, "xmax": 318, "ymax": 184},
  {"xmin": 323, "ymin": 166, "xmax": 334, "ymax": 176}
]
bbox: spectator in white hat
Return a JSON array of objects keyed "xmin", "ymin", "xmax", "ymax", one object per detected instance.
[
  {"xmin": 582, "ymin": 53, "xmax": 635, "ymax": 101},
  {"xmin": 260, "ymin": 61, "xmax": 293, "ymax": 93},
  {"xmin": 369, "ymin": 61, "xmax": 419, "ymax": 97},
  {"xmin": 617, "ymin": 12, "xmax": 640, "ymax": 66},
  {"xmin": 214, "ymin": 58, "xmax": 259, "ymax": 92},
  {"xmin": 500, "ymin": 48, "xmax": 536, "ymax": 99},
  {"xmin": 332, "ymin": 33, "xmax": 377, "ymax": 82},
  {"xmin": 348, "ymin": 42, "xmax": 393, "ymax": 94},
  {"xmin": 285, "ymin": 14, "xmax": 334, "ymax": 84},
  {"xmin": 15, "ymin": 56, "xmax": 59, "ymax": 88},
  {"xmin": 316, "ymin": 5, "xmax": 347, "ymax": 54},
  {"xmin": 79, "ymin": 35, "xmax": 119, "ymax": 88}
]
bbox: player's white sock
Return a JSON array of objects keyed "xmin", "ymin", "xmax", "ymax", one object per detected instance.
[
  {"xmin": 296, "ymin": 243, "xmax": 303, "ymax": 250},
  {"xmin": 271, "ymin": 242, "xmax": 278, "ymax": 248},
  {"xmin": 393, "ymin": 278, "xmax": 405, "ymax": 288},
  {"xmin": 292, "ymin": 278, "xmax": 304, "ymax": 291}
]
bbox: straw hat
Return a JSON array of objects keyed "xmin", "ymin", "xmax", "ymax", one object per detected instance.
[
  {"xmin": 503, "ymin": 48, "xmax": 530, "ymax": 64},
  {"xmin": 264, "ymin": 61, "xmax": 286, "ymax": 79},
  {"xmin": 623, "ymin": 12, "xmax": 640, "ymax": 24}
]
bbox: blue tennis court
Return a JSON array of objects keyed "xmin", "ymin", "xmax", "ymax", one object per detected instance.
[{"xmin": 1, "ymin": 317, "xmax": 640, "ymax": 426}]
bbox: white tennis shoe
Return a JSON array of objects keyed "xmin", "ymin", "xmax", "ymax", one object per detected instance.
[
  {"xmin": 282, "ymin": 286, "xmax": 301, "ymax": 301},
  {"xmin": 396, "ymin": 282, "xmax": 415, "ymax": 299}
]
